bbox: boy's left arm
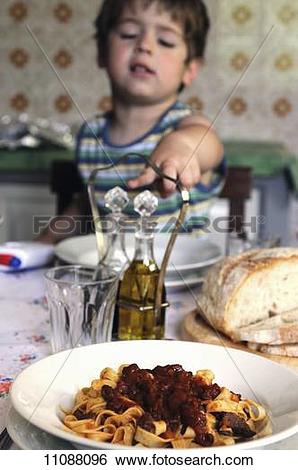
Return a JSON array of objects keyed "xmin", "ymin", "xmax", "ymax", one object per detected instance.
[{"xmin": 128, "ymin": 114, "xmax": 224, "ymax": 197}]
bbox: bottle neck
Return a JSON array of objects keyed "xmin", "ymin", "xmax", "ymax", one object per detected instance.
[
  {"xmin": 134, "ymin": 232, "xmax": 155, "ymax": 263},
  {"xmin": 104, "ymin": 214, "xmax": 129, "ymax": 271}
]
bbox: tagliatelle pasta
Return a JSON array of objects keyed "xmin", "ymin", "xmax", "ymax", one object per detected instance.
[{"xmin": 63, "ymin": 364, "xmax": 271, "ymax": 448}]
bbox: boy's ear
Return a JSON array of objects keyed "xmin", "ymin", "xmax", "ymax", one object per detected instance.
[{"xmin": 182, "ymin": 59, "xmax": 202, "ymax": 87}]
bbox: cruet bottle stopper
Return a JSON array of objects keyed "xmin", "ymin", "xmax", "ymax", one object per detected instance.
[
  {"xmin": 116, "ymin": 189, "xmax": 168, "ymax": 341},
  {"xmin": 103, "ymin": 186, "xmax": 129, "ymax": 272},
  {"xmin": 134, "ymin": 189, "xmax": 158, "ymax": 215},
  {"xmin": 134, "ymin": 189, "xmax": 158, "ymax": 235},
  {"xmin": 105, "ymin": 186, "xmax": 129, "ymax": 216}
]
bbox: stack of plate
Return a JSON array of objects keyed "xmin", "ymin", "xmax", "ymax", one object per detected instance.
[
  {"xmin": 6, "ymin": 341, "xmax": 298, "ymax": 450},
  {"xmin": 54, "ymin": 233, "xmax": 223, "ymax": 289}
]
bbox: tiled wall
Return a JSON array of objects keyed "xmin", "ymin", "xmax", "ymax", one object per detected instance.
[{"xmin": 1, "ymin": 0, "xmax": 298, "ymax": 154}]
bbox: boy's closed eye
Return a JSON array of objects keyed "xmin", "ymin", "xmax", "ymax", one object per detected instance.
[
  {"xmin": 116, "ymin": 21, "xmax": 180, "ymax": 48},
  {"xmin": 158, "ymin": 37, "xmax": 176, "ymax": 48},
  {"xmin": 116, "ymin": 22, "xmax": 140, "ymax": 39},
  {"xmin": 157, "ymin": 29, "xmax": 183, "ymax": 48},
  {"xmin": 119, "ymin": 34, "xmax": 176, "ymax": 48},
  {"xmin": 120, "ymin": 32, "xmax": 138, "ymax": 39},
  {"xmin": 118, "ymin": 32, "xmax": 176, "ymax": 48}
]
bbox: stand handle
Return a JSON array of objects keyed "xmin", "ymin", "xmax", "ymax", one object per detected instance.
[{"xmin": 87, "ymin": 153, "xmax": 190, "ymax": 323}]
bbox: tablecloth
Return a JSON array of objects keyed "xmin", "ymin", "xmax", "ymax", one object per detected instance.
[
  {"xmin": 0, "ymin": 268, "xmax": 198, "ymax": 432},
  {"xmin": 0, "ymin": 268, "xmax": 297, "ymax": 450}
]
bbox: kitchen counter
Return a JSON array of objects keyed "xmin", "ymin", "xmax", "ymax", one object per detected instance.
[
  {"xmin": 0, "ymin": 146, "xmax": 73, "ymax": 183},
  {"xmin": 1, "ymin": 141, "xmax": 297, "ymax": 244},
  {"xmin": 0, "ymin": 140, "xmax": 297, "ymax": 183}
]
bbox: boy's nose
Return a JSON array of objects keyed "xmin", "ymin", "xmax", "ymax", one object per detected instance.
[
  {"xmin": 136, "ymin": 43, "xmax": 151, "ymax": 54},
  {"xmin": 135, "ymin": 32, "xmax": 154, "ymax": 54}
]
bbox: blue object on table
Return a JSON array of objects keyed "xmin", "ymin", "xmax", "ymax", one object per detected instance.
[{"xmin": 0, "ymin": 241, "xmax": 54, "ymax": 272}]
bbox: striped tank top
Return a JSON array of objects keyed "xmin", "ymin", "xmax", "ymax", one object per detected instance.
[{"xmin": 76, "ymin": 101, "xmax": 225, "ymax": 232}]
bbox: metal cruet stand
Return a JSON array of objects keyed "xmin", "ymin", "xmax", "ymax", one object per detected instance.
[{"xmin": 87, "ymin": 153, "xmax": 190, "ymax": 335}]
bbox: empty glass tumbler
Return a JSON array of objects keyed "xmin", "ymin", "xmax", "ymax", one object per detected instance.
[{"xmin": 44, "ymin": 265, "xmax": 119, "ymax": 353}]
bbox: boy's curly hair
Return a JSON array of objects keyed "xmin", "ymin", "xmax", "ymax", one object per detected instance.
[{"xmin": 94, "ymin": 0, "xmax": 210, "ymax": 63}]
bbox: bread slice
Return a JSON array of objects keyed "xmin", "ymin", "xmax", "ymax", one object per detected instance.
[
  {"xmin": 199, "ymin": 248, "xmax": 298, "ymax": 340},
  {"xmin": 233, "ymin": 308, "xmax": 298, "ymax": 344},
  {"xmin": 247, "ymin": 342, "xmax": 298, "ymax": 358}
]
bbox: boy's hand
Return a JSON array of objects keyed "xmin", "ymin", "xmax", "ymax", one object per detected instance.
[
  {"xmin": 127, "ymin": 131, "xmax": 201, "ymax": 198},
  {"xmin": 128, "ymin": 116, "xmax": 223, "ymax": 198}
]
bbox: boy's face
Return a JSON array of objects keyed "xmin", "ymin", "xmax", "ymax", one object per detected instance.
[{"xmin": 103, "ymin": 1, "xmax": 200, "ymax": 105}]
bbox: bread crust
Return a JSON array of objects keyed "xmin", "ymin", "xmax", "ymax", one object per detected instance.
[
  {"xmin": 247, "ymin": 342, "xmax": 298, "ymax": 358},
  {"xmin": 233, "ymin": 307, "xmax": 298, "ymax": 344},
  {"xmin": 199, "ymin": 248, "xmax": 298, "ymax": 339}
]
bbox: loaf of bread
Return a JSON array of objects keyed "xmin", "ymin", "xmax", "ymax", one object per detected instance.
[
  {"xmin": 232, "ymin": 308, "xmax": 298, "ymax": 344},
  {"xmin": 199, "ymin": 248, "xmax": 298, "ymax": 342},
  {"xmin": 247, "ymin": 341, "xmax": 298, "ymax": 358}
]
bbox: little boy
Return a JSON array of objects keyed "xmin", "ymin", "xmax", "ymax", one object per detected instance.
[{"xmin": 40, "ymin": 0, "xmax": 224, "ymax": 242}]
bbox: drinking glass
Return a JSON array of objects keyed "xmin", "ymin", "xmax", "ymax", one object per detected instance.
[
  {"xmin": 226, "ymin": 231, "xmax": 280, "ymax": 256},
  {"xmin": 44, "ymin": 265, "xmax": 119, "ymax": 353}
]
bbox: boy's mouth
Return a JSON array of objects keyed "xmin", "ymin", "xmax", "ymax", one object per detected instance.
[{"xmin": 130, "ymin": 62, "xmax": 155, "ymax": 75}]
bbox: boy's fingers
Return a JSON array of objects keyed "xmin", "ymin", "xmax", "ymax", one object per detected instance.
[
  {"xmin": 179, "ymin": 174, "xmax": 194, "ymax": 189},
  {"xmin": 161, "ymin": 164, "xmax": 177, "ymax": 196},
  {"xmin": 127, "ymin": 166, "xmax": 157, "ymax": 188},
  {"xmin": 128, "ymin": 161, "xmax": 181, "ymax": 196}
]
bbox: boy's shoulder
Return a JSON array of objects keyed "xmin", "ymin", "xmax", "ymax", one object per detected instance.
[
  {"xmin": 77, "ymin": 114, "xmax": 108, "ymax": 139},
  {"xmin": 76, "ymin": 101, "xmax": 197, "ymax": 140},
  {"xmin": 166, "ymin": 100, "xmax": 193, "ymax": 117},
  {"xmin": 155, "ymin": 101, "xmax": 194, "ymax": 132}
]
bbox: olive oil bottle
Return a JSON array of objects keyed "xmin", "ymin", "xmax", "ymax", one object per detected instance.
[{"xmin": 116, "ymin": 191, "xmax": 167, "ymax": 340}]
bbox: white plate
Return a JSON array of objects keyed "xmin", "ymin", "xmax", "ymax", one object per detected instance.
[
  {"xmin": 6, "ymin": 406, "xmax": 75, "ymax": 450},
  {"xmin": 10, "ymin": 341, "xmax": 298, "ymax": 451},
  {"xmin": 54, "ymin": 234, "xmax": 222, "ymax": 275},
  {"xmin": 164, "ymin": 274, "xmax": 204, "ymax": 289},
  {"xmin": 6, "ymin": 404, "xmax": 298, "ymax": 451}
]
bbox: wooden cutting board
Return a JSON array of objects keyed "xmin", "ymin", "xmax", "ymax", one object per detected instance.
[{"xmin": 181, "ymin": 310, "xmax": 298, "ymax": 373}]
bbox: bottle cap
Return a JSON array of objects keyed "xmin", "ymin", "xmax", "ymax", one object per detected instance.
[
  {"xmin": 134, "ymin": 190, "xmax": 158, "ymax": 217},
  {"xmin": 104, "ymin": 186, "xmax": 129, "ymax": 213}
]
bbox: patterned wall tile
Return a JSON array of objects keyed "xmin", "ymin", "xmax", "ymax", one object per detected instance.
[
  {"xmin": 66, "ymin": 0, "xmax": 103, "ymax": 29},
  {"xmin": 214, "ymin": 35, "xmax": 264, "ymax": 84},
  {"xmin": 272, "ymin": 97, "xmax": 292, "ymax": 117},
  {"xmin": 202, "ymin": 0, "xmax": 218, "ymax": 43},
  {"xmin": 263, "ymin": 0, "xmax": 298, "ymax": 35},
  {"xmin": 54, "ymin": 94, "xmax": 73, "ymax": 113},
  {"xmin": 230, "ymin": 51, "xmax": 250, "ymax": 71},
  {"xmin": 216, "ymin": 0, "xmax": 263, "ymax": 37},
  {"xmin": 9, "ymin": 47, "xmax": 30, "ymax": 68},
  {"xmin": 266, "ymin": 86, "xmax": 298, "ymax": 153},
  {"xmin": 183, "ymin": 72, "xmax": 231, "ymax": 129},
  {"xmin": 266, "ymin": 86, "xmax": 295, "ymax": 119},
  {"xmin": 8, "ymin": 1, "xmax": 28, "ymax": 22},
  {"xmin": 53, "ymin": 2, "xmax": 73, "ymax": 24},
  {"xmin": 261, "ymin": 37, "xmax": 298, "ymax": 84},
  {"xmin": 228, "ymin": 96, "xmax": 248, "ymax": 116},
  {"xmin": 53, "ymin": 49, "xmax": 73, "ymax": 68},
  {"xmin": 98, "ymin": 96, "xmax": 113, "ymax": 113},
  {"xmin": 1, "ymin": 0, "xmax": 298, "ymax": 156},
  {"xmin": 10, "ymin": 92, "xmax": 29, "ymax": 112},
  {"xmin": 185, "ymin": 96, "xmax": 204, "ymax": 112},
  {"xmin": 215, "ymin": 80, "xmax": 270, "ymax": 138}
]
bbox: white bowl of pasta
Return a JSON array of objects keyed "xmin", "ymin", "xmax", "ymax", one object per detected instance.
[{"xmin": 10, "ymin": 341, "xmax": 298, "ymax": 450}]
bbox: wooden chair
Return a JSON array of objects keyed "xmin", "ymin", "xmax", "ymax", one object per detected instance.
[
  {"xmin": 50, "ymin": 160, "xmax": 92, "ymax": 235},
  {"xmin": 219, "ymin": 166, "xmax": 252, "ymax": 236},
  {"xmin": 50, "ymin": 160, "xmax": 85, "ymax": 215}
]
